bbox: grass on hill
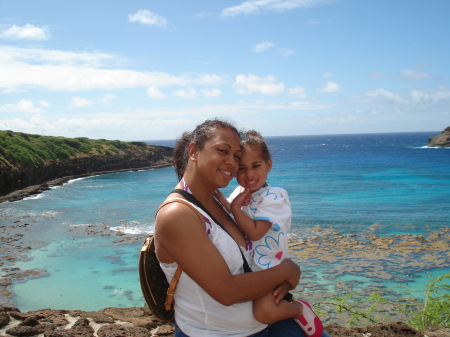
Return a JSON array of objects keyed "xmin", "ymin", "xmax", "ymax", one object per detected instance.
[{"xmin": 0, "ymin": 130, "xmax": 143, "ymax": 167}]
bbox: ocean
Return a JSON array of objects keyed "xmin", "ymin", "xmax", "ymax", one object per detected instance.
[{"xmin": 1, "ymin": 131, "xmax": 449, "ymax": 312}]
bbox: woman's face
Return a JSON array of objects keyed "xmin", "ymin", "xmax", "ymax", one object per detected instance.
[{"xmin": 193, "ymin": 127, "xmax": 241, "ymax": 188}]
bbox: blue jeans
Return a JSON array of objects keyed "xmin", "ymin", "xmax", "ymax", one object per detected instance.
[{"xmin": 175, "ymin": 319, "xmax": 332, "ymax": 337}]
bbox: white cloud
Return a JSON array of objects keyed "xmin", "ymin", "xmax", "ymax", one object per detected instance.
[
  {"xmin": 307, "ymin": 18, "xmax": 329, "ymax": 25},
  {"xmin": 253, "ymin": 41, "xmax": 276, "ymax": 53},
  {"xmin": 0, "ymin": 45, "xmax": 115, "ymax": 67},
  {"xmin": 361, "ymin": 89, "xmax": 407, "ymax": 104},
  {"xmin": 370, "ymin": 72, "xmax": 386, "ymax": 79},
  {"xmin": 98, "ymin": 93, "xmax": 116, "ymax": 105},
  {"xmin": 400, "ymin": 69, "xmax": 431, "ymax": 82},
  {"xmin": 147, "ymin": 85, "xmax": 167, "ymax": 98},
  {"xmin": 277, "ymin": 48, "xmax": 295, "ymax": 56},
  {"xmin": 0, "ymin": 24, "xmax": 50, "ymax": 40},
  {"xmin": 288, "ymin": 86, "xmax": 307, "ymax": 99},
  {"xmin": 0, "ymin": 99, "xmax": 42, "ymax": 112},
  {"xmin": 173, "ymin": 87, "xmax": 198, "ymax": 98},
  {"xmin": 357, "ymin": 87, "xmax": 450, "ymax": 107},
  {"xmin": 128, "ymin": 9, "xmax": 167, "ymax": 28},
  {"xmin": 322, "ymin": 72, "xmax": 333, "ymax": 79},
  {"xmin": 0, "ymin": 46, "xmax": 222, "ymax": 91},
  {"xmin": 317, "ymin": 81, "xmax": 341, "ymax": 93},
  {"xmin": 71, "ymin": 97, "xmax": 93, "ymax": 107},
  {"xmin": 201, "ymin": 88, "xmax": 222, "ymax": 97},
  {"xmin": 39, "ymin": 100, "xmax": 50, "ymax": 107},
  {"xmin": 409, "ymin": 88, "xmax": 450, "ymax": 103},
  {"xmin": 233, "ymin": 74, "xmax": 285, "ymax": 95},
  {"xmin": 0, "ymin": 100, "xmax": 333, "ymax": 139},
  {"xmin": 221, "ymin": 0, "xmax": 334, "ymax": 17}
]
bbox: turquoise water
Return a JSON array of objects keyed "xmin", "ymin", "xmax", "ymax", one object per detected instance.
[{"xmin": 1, "ymin": 132, "xmax": 449, "ymax": 311}]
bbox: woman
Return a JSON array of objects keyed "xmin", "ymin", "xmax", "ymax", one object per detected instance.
[{"xmin": 154, "ymin": 119, "xmax": 331, "ymax": 336}]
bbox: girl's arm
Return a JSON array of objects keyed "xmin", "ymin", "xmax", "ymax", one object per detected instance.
[
  {"xmin": 155, "ymin": 201, "xmax": 300, "ymax": 306},
  {"xmin": 230, "ymin": 188, "xmax": 271, "ymax": 241}
]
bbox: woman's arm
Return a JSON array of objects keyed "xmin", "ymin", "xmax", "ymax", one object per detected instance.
[{"xmin": 155, "ymin": 202, "xmax": 300, "ymax": 306}]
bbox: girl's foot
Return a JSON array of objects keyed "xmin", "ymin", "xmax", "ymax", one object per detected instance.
[{"xmin": 292, "ymin": 299, "xmax": 323, "ymax": 337}]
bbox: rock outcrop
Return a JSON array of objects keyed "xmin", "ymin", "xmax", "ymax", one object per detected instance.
[
  {"xmin": 1, "ymin": 305, "xmax": 449, "ymax": 337},
  {"xmin": 427, "ymin": 127, "xmax": 450, "ymax": 148}
]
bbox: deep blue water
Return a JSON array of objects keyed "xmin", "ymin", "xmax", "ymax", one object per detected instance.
[{"xmin": 1, "ymin": 131, "xmax": 449, "ymax": 311}]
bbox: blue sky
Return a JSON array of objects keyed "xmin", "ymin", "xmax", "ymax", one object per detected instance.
[{"xmin": 0, "ymin": 0, "xmax": 449, "ymax": 141}]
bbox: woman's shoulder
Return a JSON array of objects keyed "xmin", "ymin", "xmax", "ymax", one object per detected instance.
[{"xmin": 157, "ymin": 196, "xmax": 203, "ymax": 226}]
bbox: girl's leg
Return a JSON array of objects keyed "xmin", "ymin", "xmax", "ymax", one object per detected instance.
[
  {"xmin": 253, "ymin": 293, "xmax": 323, "ymax": 337},
  {"xmin": 266, "ymin": 319, "xmax": 332, "ymax": 337}
]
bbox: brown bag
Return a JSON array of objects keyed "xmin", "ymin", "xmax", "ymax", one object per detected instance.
[{"xmin": 139, "ymin": 198, "xmax": 203, "ymax": 321}]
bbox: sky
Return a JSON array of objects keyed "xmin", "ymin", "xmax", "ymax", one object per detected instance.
[{"xmin": 0, "ymin": 0, "xmax": 449, "ymax": 141}]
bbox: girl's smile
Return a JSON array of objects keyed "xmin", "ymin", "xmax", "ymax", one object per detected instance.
[{"xmin": 236, "ymin": 145, "xmax": 272, "ymax": 193}]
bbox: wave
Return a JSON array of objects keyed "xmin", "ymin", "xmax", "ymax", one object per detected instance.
[
  {"xmin": 66, "ymin": 176, "xmax": 94, "ymax": 184},
  {"xmin": 22, "ymin": 194, "xmax": 45, "ymax": 201},
  {"xmin": 110, "ymin": 222, "xmax": 154, "ymax": 235}
]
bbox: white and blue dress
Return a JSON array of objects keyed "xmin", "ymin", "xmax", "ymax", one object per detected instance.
[{"xmin": 229, "ymin": 184, "xmax": 292, "ymax": 272}]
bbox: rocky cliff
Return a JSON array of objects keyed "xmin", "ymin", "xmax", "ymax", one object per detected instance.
[
  {"xmin": 0, "ymin": 131, "xmax": 173, "ymax": 202},
  {"xmin": 427, "ymin": 127, "xmax": 450, "ymax": 148}
]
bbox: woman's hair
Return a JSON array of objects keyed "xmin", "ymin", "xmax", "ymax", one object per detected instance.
[
  {"xmin": 173, "ymin": 118, "xmax": 239, "ymax": 180},
  {"xmin": 240, "ymin": 130, "xmax": 271, "ymax": 162}
]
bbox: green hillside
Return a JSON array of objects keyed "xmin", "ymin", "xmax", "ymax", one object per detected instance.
[{"xmin": 0, "ymin": 130, "xmax": 147, "ymax": 167}]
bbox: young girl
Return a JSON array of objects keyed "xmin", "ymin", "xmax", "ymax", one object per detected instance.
[{"xmin": 228, "ymin": 130, "xmax": 323, "ymax": 337}]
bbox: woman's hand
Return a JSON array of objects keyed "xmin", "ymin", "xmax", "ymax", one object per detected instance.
[{"xmin": 279, "ymin": 259, "xmax": 301, "ymax": 289}]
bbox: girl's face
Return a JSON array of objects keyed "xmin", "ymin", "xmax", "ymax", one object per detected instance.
[
  {"xmin": 192, "ymin": 127, "xmax": 241, "ymax": 189},
  {"xmin": 236, "ymin": 145, "xmax": 272, "ymax": 193}
]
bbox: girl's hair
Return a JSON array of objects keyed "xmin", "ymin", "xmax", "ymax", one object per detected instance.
[
  {"xmin": 240, "ymin": 130, "xmax": 271, "ymax": 162},
  {"xmin": 173, "ymin": 118, "xmax": 239, "ymax": 180}
]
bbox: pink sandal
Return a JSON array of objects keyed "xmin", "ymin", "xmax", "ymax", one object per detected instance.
[{"xmin": 292, "ymin": 299, "xmax": 323, "ymax": 337}]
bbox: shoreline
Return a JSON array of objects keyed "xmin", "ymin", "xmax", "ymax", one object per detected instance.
[{"xmin": 0, "ymin": 164, "xmax": 172, "ymax": 203}]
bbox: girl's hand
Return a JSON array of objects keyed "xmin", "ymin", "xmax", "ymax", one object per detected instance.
[
  {"xmin": 231, "ymin": 188, "xmax": 252, "ymax": 210},
  {"xmin": 272, "ymin": 281, "xmax": 292, "ymax": 305}
]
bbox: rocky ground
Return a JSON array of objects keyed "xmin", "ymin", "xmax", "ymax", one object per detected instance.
[
  {"xmin": 1, "ymin": 305, "xmax": 449, "ymax": 337},
  {"xmin": 427, "ymin": 127, "xmax": 450, "ymax": 148}
]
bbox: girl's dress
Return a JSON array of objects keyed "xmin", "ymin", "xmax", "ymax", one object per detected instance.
[{"xmin": 229, "ymin": 184, "xmax": 292, "ymax": 272}]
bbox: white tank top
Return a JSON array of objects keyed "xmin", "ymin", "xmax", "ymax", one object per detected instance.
[{"xmin": 159, "ymin": 198, "xmax": 266, "ymax": 337}]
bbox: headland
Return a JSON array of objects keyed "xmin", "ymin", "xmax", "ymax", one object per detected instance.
[
  {"xmin": 427, "ymin": 127, "xmax": 450, "ymax": 148},
  {"xmin": 0, "ymin": 130, "xmax": 173, "ymax": 202}
]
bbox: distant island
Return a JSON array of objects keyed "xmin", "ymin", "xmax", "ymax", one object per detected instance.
[
  {"xmin": 428, "ymin": 126, "xmax": 450, "ymax": 148},
  {"xmin": 0, "ymin": 131, "xmax": 173, "ymax": 202}
]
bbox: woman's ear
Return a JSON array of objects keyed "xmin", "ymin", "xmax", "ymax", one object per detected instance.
[{"xmin": 188, "ymin": 141, "xmax": 199, "ymax": 162}]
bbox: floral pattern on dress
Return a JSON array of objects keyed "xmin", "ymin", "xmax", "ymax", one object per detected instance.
[{"xmin": 254, "ymin": 231, "xmax": 285, "ymax": 269}]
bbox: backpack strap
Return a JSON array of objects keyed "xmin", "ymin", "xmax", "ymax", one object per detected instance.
[
  {"xmin": 172, "ymin": 189, "xmax": 252, "ymax": 273},
  {"xmin": 156, "ymin": 198, "xmax": 205, "ymax": 311}
]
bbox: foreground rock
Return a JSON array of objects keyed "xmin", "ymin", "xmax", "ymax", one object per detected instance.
[
  {"xmin": 427, "ymin": 127, "xmax": 450, "ymax": 148},
  {"xmin": 1, "ymin": 305, "xmax": 448, "ymax": 337}
]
